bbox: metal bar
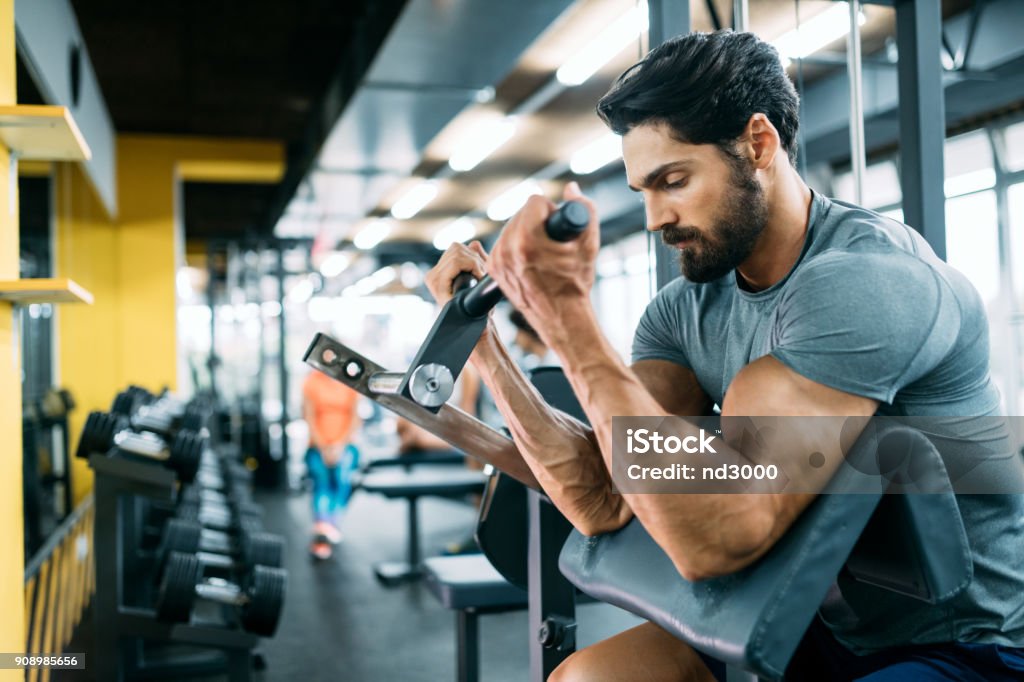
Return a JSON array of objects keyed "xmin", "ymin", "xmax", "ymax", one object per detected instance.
[
  {"xmin": 648, "ymin": 0, "xmax": 692, "ymax": 291},
  {"xmin": 457, "ymin": 610, "xmax": 480, "ymax": 682},
  {"xmin": 24, "ymin": 495, "xmax": 94, "ymax": 581},
  {"xmin": 527, "ymin": 490, "xmax": 576, "ymax": 680},
  {"xmin": 732, "ymin": 0, "xmax": 749, "ymax": 32},
  {"xmin": 207, "ymin": 241, "xmax": 219, "ymax": 399},
  {"xmin": 277, "ymin": 247, "xmax": 289, "ymax": 465},
  {"xmin": 407, "ymin": 497, "xmax": 421, "ymax": 567},
  {"xmin": 848, "ymin": 0, "xmax": 867, "ymax": 204},
  {"xmin": 705, "ymin": 0, "xmax": 723, "ymax": 31},
  {"xmin": 895, "ymin": 0, "xmax": 947, "ymax": 258},
  {"xmin": 367, "ymin": 372, "xmax": 405, "ymax": 395},
  {"xmin": 957, "ymin": 0, "xmax": 986, "ymax": 70},
  {"xmin": 304, "ymin": 333, "xmax": 539, "ymax": 488}
]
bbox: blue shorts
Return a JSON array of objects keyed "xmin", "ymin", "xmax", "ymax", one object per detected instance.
[{"xmin": 782, "ymin": 617, "xmax": 1024, "ymax": 681}]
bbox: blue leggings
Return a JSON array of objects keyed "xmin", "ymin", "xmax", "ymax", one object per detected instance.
[{"xmin": 306, "ymin": 445, "xmax": 359, "ymax": 522}]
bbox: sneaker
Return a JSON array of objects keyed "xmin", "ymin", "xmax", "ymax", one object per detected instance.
[
  {"xmin": 442, "ymin": 535, "xmax": 481, "ymax": 556},
  {"xmin": 314, "ymin": 520, "xmax": 343, "ymax": 545},
  {"xmin": 310, "ymin": 535, "xmax": 333, "ymax": 560}
]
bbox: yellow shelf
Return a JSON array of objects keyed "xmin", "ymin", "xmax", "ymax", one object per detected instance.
[
  {"xmin": 0, "ymin": 278, "xmax": 94, "ymax": 304},
  {"xmin": 0, "ymin": 105, "xmax": 92, "ymax": 161}
]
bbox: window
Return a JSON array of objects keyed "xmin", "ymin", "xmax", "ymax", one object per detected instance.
[
  {"xmin": 832, "ymin": 160, "xmax": 901, "ymax": 209},
  {"xmin": 945, "ymin": 190, "xmax": 1000, "ymax": 305},
  {"xmin": 944, "ymin": 131, "xmax": 996, "ymax": 198},
  {"xmin": 1002, "ymin": 119, "xmax": 1024, "ymax": 172}
]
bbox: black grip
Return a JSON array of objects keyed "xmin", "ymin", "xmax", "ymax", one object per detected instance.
[{"xmin": 458, "ymin": 200, "xmax": 589, "ymax": 319}]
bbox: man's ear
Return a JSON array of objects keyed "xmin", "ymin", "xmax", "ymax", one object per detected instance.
[{"xmin": 743, "ymin": 113, "xmax": 781, "ymax": 170}]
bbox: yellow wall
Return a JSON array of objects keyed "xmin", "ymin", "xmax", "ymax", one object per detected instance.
[
  {"xmin": 54, "ymin": 163, "xmax": 120, "ymax": 502},
  {"xmin": 55, "ymin": 135, "xmax": 283, "ymax": 504},
  {"xmin": 0, "ymin": 0, "xmax": 26, "ymax": 671}
]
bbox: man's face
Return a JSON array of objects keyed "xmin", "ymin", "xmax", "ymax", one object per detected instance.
[{"xmin": 622, "ymin": 122, "xmax": 769, "ymax": 282}]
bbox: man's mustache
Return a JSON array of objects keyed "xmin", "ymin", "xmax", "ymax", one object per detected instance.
[{"xmin": 662, "ymin": 225, "xmax": 704, "ymax": 247}]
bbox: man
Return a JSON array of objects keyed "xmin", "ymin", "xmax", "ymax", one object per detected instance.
[{"xmin": 426, "ymin": 31, "xmax": 1024, "ymax": 680}]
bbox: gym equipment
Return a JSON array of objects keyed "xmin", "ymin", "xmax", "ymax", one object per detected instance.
[
  {"xmin": 359, "ymin": 466, "xmax": 488, "ymax": 585},
  {"xmin": 159, "ymin": 518, "xmax": 284, "ymax": 571},
  {"xmin": 156, "ymin": 551, "xmax": 286, "ymax": 637},
  {"xmin": 558, "ymin": 422, "xmax": 972, "ymax": 681},
  {"xmin": 77, "ymin": 410, "xmax": 205, "ymax": 483},
  {"xmin": 422, "ymin": 554, "xmax": 528, "ymax": 682},
  {"xmin": 87, "ymin": 439, "xmax": 262, "ymax": 681},
  {"xmin": 316, "ymin": 200, "xmax": 588, "ymax": 409}
]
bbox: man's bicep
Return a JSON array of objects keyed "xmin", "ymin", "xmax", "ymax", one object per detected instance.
[
  {"xmin": 720, "ymin": 356, "xmax": 878, "ymax": 559},
  {"xmin": 632, "ymin": 359, "xmax": 713, "ymax": 417}
]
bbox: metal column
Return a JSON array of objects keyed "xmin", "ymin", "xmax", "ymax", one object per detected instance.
[
  {"xmin": 847, "ymin": 0, "xmax": 867, "ymax": 204},
  {"xmin": 276, "ymin": 247, "xmax": 289, "ymax": 464},
  {"xmin": 647, "ymin": 0, "xmax": 692, "ymax": 291},
  {"xmin": 895, "ymin": 0, "xmax": 947, "ymax": 259}
]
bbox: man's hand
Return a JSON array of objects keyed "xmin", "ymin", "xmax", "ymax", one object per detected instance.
[
  {"xmin": 486, "ymin": 182, "xmax": 601, "ymax": 351},
  {"xmin": 424, "ymin": 240, "xmax": 489, "ymax": 306}
]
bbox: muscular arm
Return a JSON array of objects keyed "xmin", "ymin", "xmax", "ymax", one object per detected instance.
[{"xmin": 546, "ymin": 299, "xmax": 877, "ymax": 580}]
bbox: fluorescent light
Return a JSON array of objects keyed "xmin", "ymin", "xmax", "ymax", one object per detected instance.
[
  {"xmin": 556, "ymin": 2, "xmax": 649, "ymax": 86},
  {"xmin": 353, "ymin": 220, "xmax": 392, "ymax": 250},
  {"xmin": 449, "ymin": 117, "xmax": 518, "ymax": 172},
  {"xmin": 390, "ymin": 180, "xmax": 439, "ymax": 219},
  {"xmin": 352, "ymin": 266, "xmax": 397, "ymax": 296},
  {"xmin": 319, "ymin": 251, "xmax": 352, "ymax": 278},
  {"xmin": 570, "ymin": 134, "xmax": 623, "ymax": 174},
  {"xmin": 773, "ymin": 2, "xmax": 865, "ymax": 61},
  {"xmin": 486, "ymin": 181, "xmax": 543, "ymax": 222},
  {"xmin": 944, "ymin": 168, "xmax": 996, "ymax": 198},
  {"xmin": 261, "ymin": 301, "xmax": 281, "ymax": 318},
  {"xmin": 433, "ymin": 218, "xmax": 477, "ymax": 251},
  {"xmin": 288, "ymin": 277, "xmax": 315, "ymax": 304}
]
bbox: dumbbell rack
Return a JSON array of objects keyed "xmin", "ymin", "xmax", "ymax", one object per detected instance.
[{"xmin": 90, "ymin": 452, "xmax": 259, "ymax": 681}]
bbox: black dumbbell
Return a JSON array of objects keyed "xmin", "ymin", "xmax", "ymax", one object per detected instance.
[
  {"xmin": 77, "ymin": 411, "xmax": 204, "ymax": 483},
  {"xmin": 176, "ymin": 499, "xmax": 264, "ymax": 533},
  {"xmin": 156, "ymin": 551, "xmax": 286, "ymax": 637},
  {"xmin": 159, "ymin": 518, "xmax": 284, "ymax": 570}
]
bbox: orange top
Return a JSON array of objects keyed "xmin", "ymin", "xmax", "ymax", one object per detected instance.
[{"xmin": 302, "ymin": 370, "xmax": 359, "ymax": 446}]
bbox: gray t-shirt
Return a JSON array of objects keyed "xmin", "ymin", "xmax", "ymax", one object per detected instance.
[{"xmin": 631, "ymin": 190, "xmax": 1024, "ymax": 653}]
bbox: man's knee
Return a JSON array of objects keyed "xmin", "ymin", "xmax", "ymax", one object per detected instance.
[{"xmin": 548, "ymin": 650, "xmax": 592, "ymax": 682}]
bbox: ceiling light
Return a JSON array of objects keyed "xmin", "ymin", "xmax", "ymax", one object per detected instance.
[
  {"xmin": 773, "ymin": 2, "xmax": 866, "ymax": 61},
  {"xmin": 353, "ymin": 220, "xmax": 392, "ymax": 250},
  {"xmin": 556, "ymin": 2, "xmax": 649, "ymax": 86},
  {"xmin": 570, "ymin": 134, "xmax": 623, "ymax": 175},
  {"xmin": 486, "ymin": 181, "xmax": 543, "ymax": 222},
  {"xmin": 390, "ymin": 180, "xmax": 439, "ymax": 219},
  {"xmin": 433, "ymin": 218, "xmax": 477, "ymax": 251},
  {"xmin": 319, "ymin": 251, "xmax": 352, "ymax": 278},
  {"xmin": 353, "ymin": 266, "xmax": 397, "ymax": 296},
  {"xmin": 449, "ymin": 117, "xmax": 518, "ymax": 172}
]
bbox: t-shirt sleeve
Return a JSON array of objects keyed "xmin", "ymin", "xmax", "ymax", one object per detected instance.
[
  {"xmin": 769, "ymin": 250, "xmax": 960, "ymax": 403},
  {"xmin": 631, "ymin": 280, "xmax": 692, "ymax": 368}
]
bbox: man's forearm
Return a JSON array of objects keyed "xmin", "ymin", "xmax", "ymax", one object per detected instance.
[
  {"xmin": 549, "ymin": 300, "xmax": 778, "ymax": 577},
  {"xmin": 470, "ymin": 323, "xmax": 632, "ymax": 533}
]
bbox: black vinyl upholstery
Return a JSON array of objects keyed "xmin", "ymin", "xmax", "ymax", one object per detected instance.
[{"xmin": 559, "ymin": 423, "xmax": 971, "ymax": 680}]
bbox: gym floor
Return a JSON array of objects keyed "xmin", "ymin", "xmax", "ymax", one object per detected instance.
[{"xmin": 59, "ymin": 451, "xmax": 642, "ymax": 682}]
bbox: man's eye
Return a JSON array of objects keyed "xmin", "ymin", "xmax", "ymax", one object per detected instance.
[{"xmin": 664, "ymin": 177, "xmax": 687, "ymax": 189}]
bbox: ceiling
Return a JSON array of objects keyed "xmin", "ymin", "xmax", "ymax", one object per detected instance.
[
  {"xmin": 66, "ymin": 0, "xmax": 404, "ymax": 242},
  {"xmin": 48, "ymin": 0, "xmax": 985, "ymax": 260}
]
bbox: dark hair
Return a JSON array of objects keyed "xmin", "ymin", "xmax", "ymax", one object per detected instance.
[
  {"xmin": 597, "ymin": 31, "xmax": 800, "ymax": 165},
  {"xmin": 508, "ymin": 309, "xmax": 540, "ymax": 342}
]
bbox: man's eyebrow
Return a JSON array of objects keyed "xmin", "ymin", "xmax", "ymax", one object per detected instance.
[{"xmin": 627, "ymin": 160, "xmax": 694, "ymax": 192}]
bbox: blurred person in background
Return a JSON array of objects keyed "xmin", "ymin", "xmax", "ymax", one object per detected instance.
[{"xmin": 302, "ymin": 368, "xmax": 362, "ymax": 560}]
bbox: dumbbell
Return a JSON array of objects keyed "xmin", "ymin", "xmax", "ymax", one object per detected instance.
[
  {"xmin": 77, "ymin": 411, "xmax": 204, "ymax": 483},
  {"xmin": 176, "ymin": 496, "xmax": 264, "ymax": 533},
  {"xmin": 114, "ymin": 389, "xmax": 210, "ymax": 436},
  {"xmin": 156, "ymin": 551, "xmax": 286, "ymax": 637},
  {"xmin": 159, "ymin": 518, "xmax": 284, "ymax": 570}
]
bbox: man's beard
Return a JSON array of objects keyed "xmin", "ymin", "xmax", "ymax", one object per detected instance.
[{"xmin": 662, "ymin": 158, "xmax": 769, "ymax": 283}]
